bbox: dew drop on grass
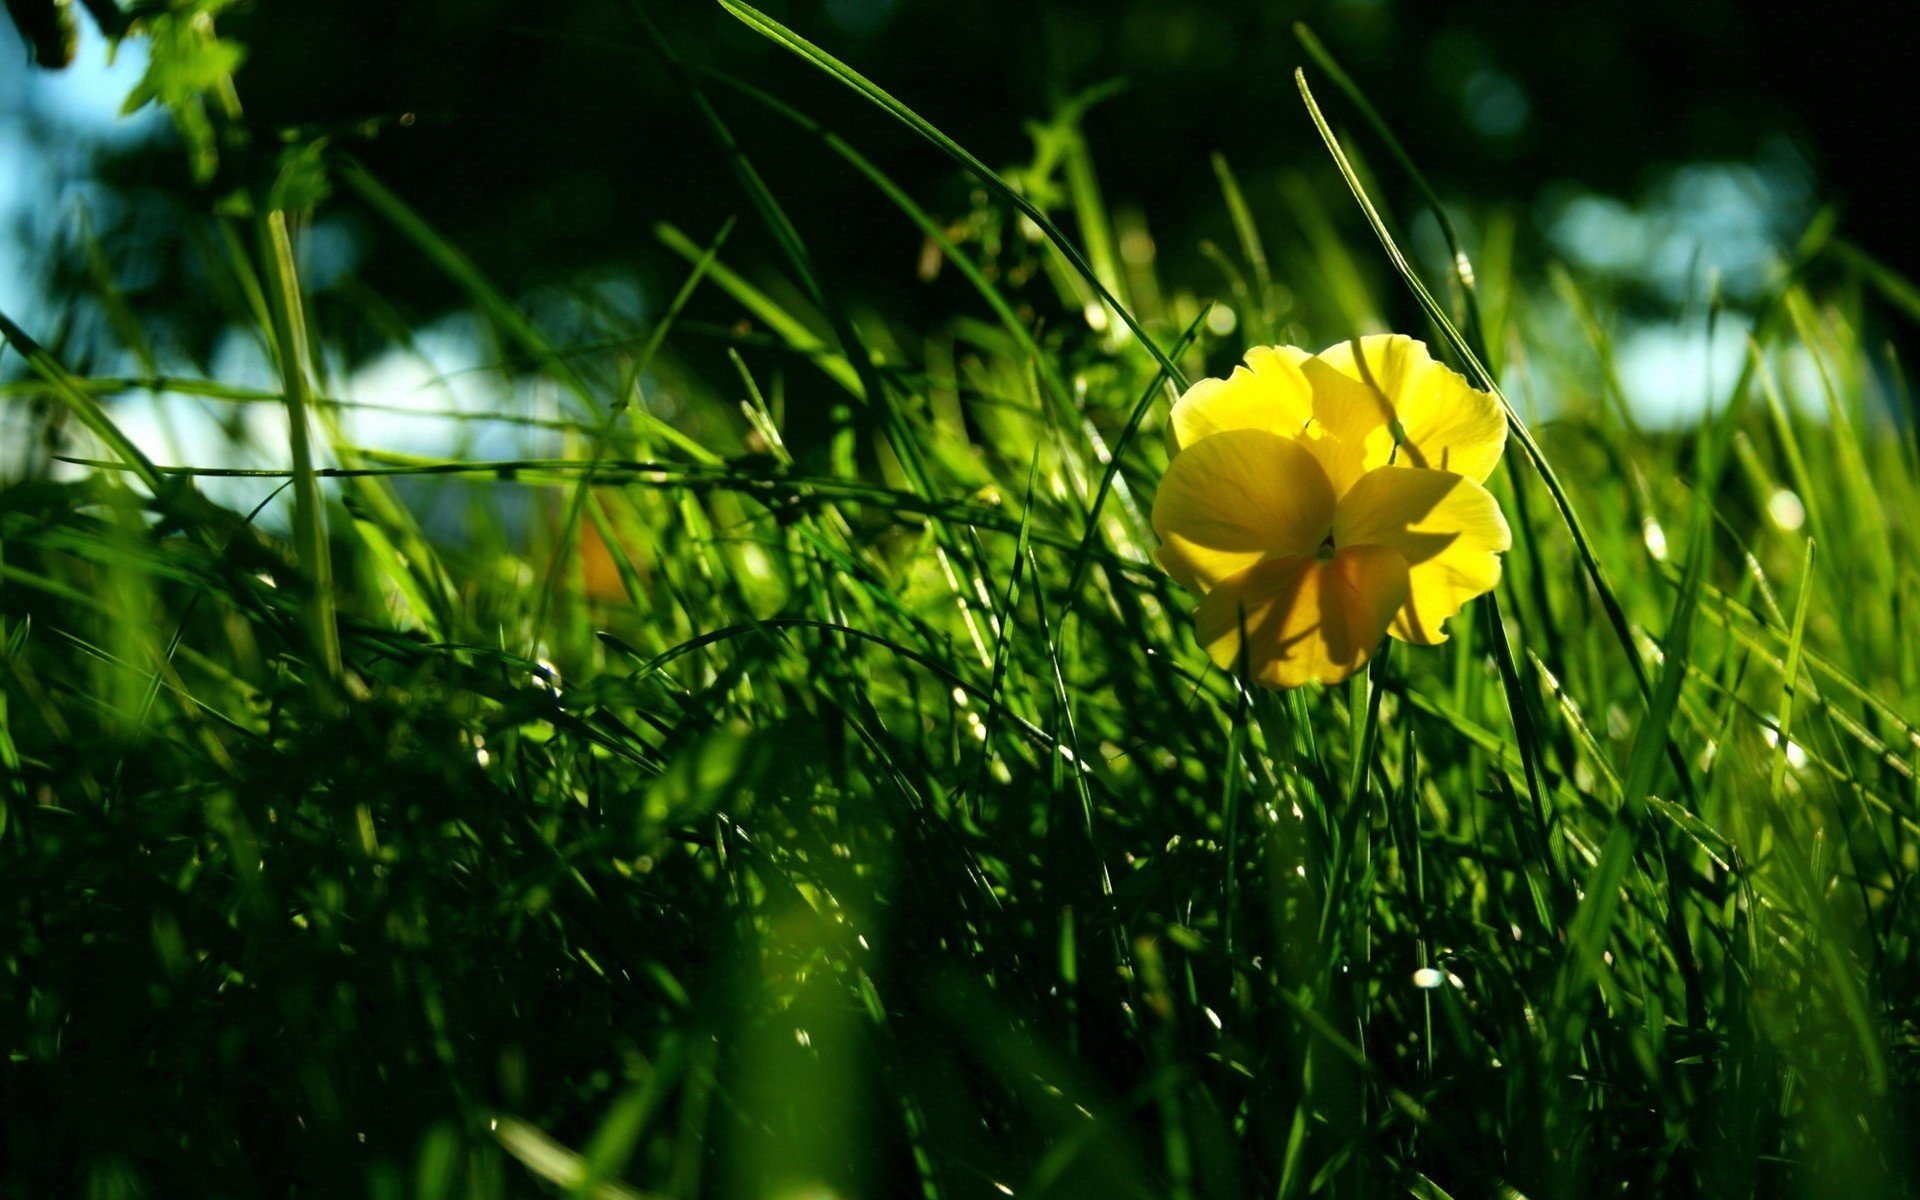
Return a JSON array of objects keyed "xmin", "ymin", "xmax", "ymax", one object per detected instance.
[
  {"xmin": 1412, "ymin": 967, "xmax": 1445, "ymax": 989},
  {"xmin": 1642, "ymin": 517, "xmax": 1669, "ymax": 561},
  {"xmin": 1761, "ymin": 722, "xmax": 1809, "ymax": 768},
  {"xmin": 1768, "ymin": 487, "xmax": 1806, "ymax": 531}
]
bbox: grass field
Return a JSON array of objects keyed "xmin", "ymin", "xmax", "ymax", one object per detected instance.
[{"xmin": 7, "ymin": 4, "xmax": 1920, "ymax": 1197}]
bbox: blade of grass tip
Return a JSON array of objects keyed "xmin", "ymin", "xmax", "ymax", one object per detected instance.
[
  {"xmin": 1752, "ymin": 346, "xmax": 1835, "ymax": 576},
  {"xmin": 260, "ymin": 210, "xmax": 342, "ymax": 680},
  {"xmin": 714, "ymin": 0, "xmax": 1187, "ymax": 390},
  {"xmin": 645, "ymin": 24, "xmax": 1017, "ymax": 666},
  {"xmin": 1211, "ymin": 153, "xmax": 1275, "ymax": 343},
  {"xmin": 0, "ymin": 310, "xmax": 163, "ymax": 493},
  {"xmin": 214, "ymin": 218, "xmax": 279, "ymax": 353},
  {"xmin": 1060, "ymin": 114, "xmax": 1132, "ymax": 319},
  {"xmin": 1835, "ymin": 238, "xmax": 1920, "ymax": 328},
  {"xmin": 1294, "ymin": 71, "xmax": 1669, "ymax": 731},
  {"xmin": 1294, "ymin": 23, "xmax": 1489, "ymax": 352},
  {"xmin": 530, "ymin": 218, "xmax": 736, "ymax": 651}
]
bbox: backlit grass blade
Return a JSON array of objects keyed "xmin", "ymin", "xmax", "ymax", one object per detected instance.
[
  {"xmin": 495, "ymin": 1118, "xmax": 654, "ymax": 1200},
  {"xmin": 1210, "ymin": 153, "xmax": 1275, "ymax": 343},
  {"xmin": 1294, "ymin": 23, "xmax": 1488, "ymax": 350},
  {"xmin": 1295, "ymin": 69, "xmax": 1660, "ymax": 712},
  {"xmin": 0, "ymin": 310, "xmax": 163, "ymax": 493},
  {"xmin": 259, "ymin": 211, "xmax": 342, "ymax": 680}
]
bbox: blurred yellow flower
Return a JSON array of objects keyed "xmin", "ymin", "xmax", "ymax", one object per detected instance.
[{"xmin": 1153, "ymin": 335, "xmax": 1511, "ymax": 688}]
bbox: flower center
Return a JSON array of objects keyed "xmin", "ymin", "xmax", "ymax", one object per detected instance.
[{"xmin": 1316, "ymin": 535, "xmax": 1337, "ymax": 563}]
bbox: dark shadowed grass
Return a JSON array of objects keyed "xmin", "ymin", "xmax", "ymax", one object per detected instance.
[{"xmin": 6, "ymin": 6, "xmax": 1920, "ymax": 1199}]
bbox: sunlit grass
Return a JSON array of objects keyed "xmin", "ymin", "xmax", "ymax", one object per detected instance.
[{"xmin": 6, "ymin": 5, "xmax": 1920, "ymax": 1198}]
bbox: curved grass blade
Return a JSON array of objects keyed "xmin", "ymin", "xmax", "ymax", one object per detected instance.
[
  {"xmin": 1293, "ymin": 70, "xmax": 1666, "ymax": 719},
  {"xmin": 713, "ymin": 0, "xmax": 1188, "ymax": 391},
  {"xmin": 260, "ymin": 211, "xmax": 341, "ymax": 679},
  {"xmin": 0, "ymin": 310, "xmax": 162, "ymax": 493}
]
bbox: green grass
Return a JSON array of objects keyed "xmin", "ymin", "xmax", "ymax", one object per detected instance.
[{"xmin": 7, "ymin": 5, "xmax": 1920, "ymax": 1198}]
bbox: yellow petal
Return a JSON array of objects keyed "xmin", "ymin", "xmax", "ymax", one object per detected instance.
[
  {"xmin": 1333, "ymin": 466, "xmax": 1512, "ymax": 645},
  {"xmin": 1194, "ymin": 545, "xmax": 1409, "ymax": 688},
  {"xmin": 1313, "ymin": 334, "xmax": 1506, "ymax": 483},
  {"xmin": 1169, "ymin": 345, "xmax": 1315, "ymax": 452},
  {"xmin": 1152, "ymin": 429, "xmax": 1336, "ymax": 592},
  {"xmin": 1297, "ymin": 354, "xmax": 1396, "ymax": 497}
]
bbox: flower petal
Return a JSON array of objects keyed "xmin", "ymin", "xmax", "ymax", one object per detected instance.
[
  {"xmin": 1313, "ymin": 334, "xmax": 1506, "ymax": 483},
  {"xmin": 1194, "ymin": 545, "xmax": 1409, "ymax": 688},
  {"xmin": 1152, "ymin": 429, "xmax": 1336, "ymax": 592},
  {"xmin": 1297, "ymin": 355, "xmax": 1396, "ymax": 497},
  {"xmin": 1333, "ymin": 466, "xmax": 1512, "ymax": 645},
  {"xmin": 1169, "ymin": 345, "xmax": 1315, "ymax": 452}
]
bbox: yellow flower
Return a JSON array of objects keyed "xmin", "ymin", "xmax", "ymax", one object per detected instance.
[{"xmin": 1152, "ymin": 335, "xmax": 1512, "ymax": 689}]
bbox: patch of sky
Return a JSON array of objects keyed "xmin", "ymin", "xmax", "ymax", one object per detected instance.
[
  {"xmin": 1518, "ymin": 141, "xmax": 1824, "ymax": 426},
  {"xmin": 339, "ymin": 313, "xmax": 549, "ymax": 463},
  {"xmin": 1501, "ymin": 305, "xmax": 1829, "ymax": 431},
  {"xmin": 2, "ymin": 17, "xmax": 164, "ymax": 329},
  {"xmin": 6, "ymin": 23, "xmax": 630, "ymax": 531},
  {"xmin": 1542, "ymin": 139, "xmax": 1813, "ymax": 305},
  {"xmin": 90, "ymin": 313, "xmax": 568, "ymax": 524}
]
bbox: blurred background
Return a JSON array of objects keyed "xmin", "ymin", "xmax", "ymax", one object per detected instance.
[
  {"xmin": 1, "ymin": 0, "xmax": 1911, "ymax": 445},
  {"xmin": 10, "ymin": 7, "xmax": 1920, "ymax": 1193}
]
